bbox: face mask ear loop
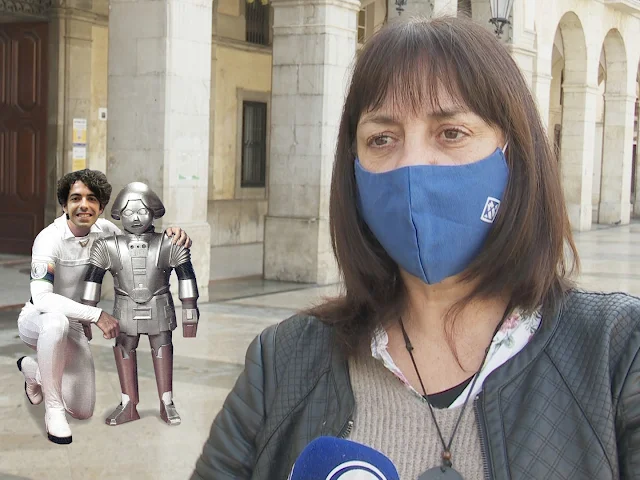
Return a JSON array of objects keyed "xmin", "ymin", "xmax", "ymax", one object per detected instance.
[{"xmin": 502, "ymin": 141, "xmax": 509, "ymax": 154}]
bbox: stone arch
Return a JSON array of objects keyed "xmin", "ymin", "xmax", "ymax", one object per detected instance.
[
  {"xmin": 596, "ymin": 29, "xmax": 634, "ymax": 225},
  {"xmin": 551, "ymin": 11, "xmax": 595, "ymax": 231}
]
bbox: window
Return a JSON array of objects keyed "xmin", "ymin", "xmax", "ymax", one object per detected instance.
[
  {"xmin": 357, "ymin": 9, "xmax": 366, "ymax": 45},
  {"xmin": 246, "ymin": 0, "xmax": 270, "ymax": 46},
  {"xmin": 241, "ymin": 101, "xmax": 268, "ymax": 188}
]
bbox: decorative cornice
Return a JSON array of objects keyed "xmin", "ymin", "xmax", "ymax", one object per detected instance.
[{"xmin": 0, "ymin": 0, "xmax": 51, "ymax": 16}]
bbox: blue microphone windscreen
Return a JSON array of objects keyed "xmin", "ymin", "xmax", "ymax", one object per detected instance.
[{"xmin": 288, "ymin": 436, "xmax": 400, "ymax": 480}]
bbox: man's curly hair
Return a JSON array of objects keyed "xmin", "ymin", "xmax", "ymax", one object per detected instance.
[{"xmin": 57, "ymin": 169, "xmax": 112, "ymax": 209}]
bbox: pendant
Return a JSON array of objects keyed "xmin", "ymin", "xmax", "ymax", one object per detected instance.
[{"xmin": 418, "ymin": 466, "xmax": 465, "ymax": 480}]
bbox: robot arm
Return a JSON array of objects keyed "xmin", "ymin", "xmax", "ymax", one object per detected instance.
[
  {"xmin": 81, "ymin": 237, "xmax": 111, "ymax": 307},
  {"xmin": 169, "ymin": 242, "xmax": 199, "ymax": 337}
]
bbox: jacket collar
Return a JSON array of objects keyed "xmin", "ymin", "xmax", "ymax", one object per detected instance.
[{"xmin": 481, "ymin": 291, "xmax": 566, "ymax": 393}]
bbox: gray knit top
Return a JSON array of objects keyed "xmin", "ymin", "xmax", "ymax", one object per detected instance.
[{"xmin": 348, "ymin": 353, "xmax": 485, "ymax": 480}]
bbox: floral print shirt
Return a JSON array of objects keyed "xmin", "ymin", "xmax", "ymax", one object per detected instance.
[{"xmin": 370, "ymin": 309, "xmax": 542, "ymax": 409}]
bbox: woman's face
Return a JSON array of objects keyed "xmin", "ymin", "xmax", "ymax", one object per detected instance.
[{"xmin": 356, "ymin": 90, "xmax": 505, "ymax": 173}]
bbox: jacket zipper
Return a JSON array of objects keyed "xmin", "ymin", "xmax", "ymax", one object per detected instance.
[
  {"xmin": 338, "ymin": 419, "xmax": 354, "ymax": 439},
  {"xmin": 474, "ymin": 396, "xmax": 492, "ymax": 480}
]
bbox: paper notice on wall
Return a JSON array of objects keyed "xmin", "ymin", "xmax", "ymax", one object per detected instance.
[
  {"xmin": 72, "ymin": 118, "xmax": 88, "ymax": 171},
  {"xmin": 72, "ymin": 118, "xmax": 87, "ymax": 144},
  {"xmin": 72, "ymin": 146, "xmax": 87, "ymax": 171}
]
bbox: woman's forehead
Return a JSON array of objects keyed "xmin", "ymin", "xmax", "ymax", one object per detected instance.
[
  {"xmin": 358, "ymin": 80, "xmax": 470, "ymax": 120},
  {"xmin": 359, "ymin": 95, "xmax": 471, "ymax": 125}
]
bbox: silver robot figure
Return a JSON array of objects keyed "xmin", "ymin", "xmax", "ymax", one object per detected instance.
[{"xmin": 81, "ymin": 182, "xmax": 199, "ymax": 426}]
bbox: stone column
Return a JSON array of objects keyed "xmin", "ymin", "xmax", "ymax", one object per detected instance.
[
  {"xmin": 387, "ymin": 0, "xmax": 456, "ymax": 21},
  {"xmin": 598, "ymin": 93, "xmax": 636, "ymax": 225},
  {"xmin": 559, "ymin": 84, "xmax": 599, "ymax": 232},
  {"xmin": 432, "ymin": 0, "xmax": 457, "ymax": 15},
  {"xmin": 508, "ymin": 0, "xmax": 536, "ymax": 88},
  {"xmin": 263, "ymin": 0, "xmax": 359, "ymax": 284},
  {"xmin": 46, "ymin": 12, "xmax": 95, "ymax": 223},
  {"xmin": 532, "ymin": 72, "xmax": 553, "ymax": 130},
  {"xmin": 635, "ymin": 99, "xmax": 640, "ymax": 216},
  {"xmin": 470, "ymin": 0, "xmax": 491, "ymax": 24},
  {"xmin": 63, "ymin": 17, "xmax": 93, "ymax": 174},
  {"xmin": 106, "ymin": 0, "xmax": 212, "ymax": 300}
]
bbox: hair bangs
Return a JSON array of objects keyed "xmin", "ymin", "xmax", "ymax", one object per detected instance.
[{"xmin": 351, "ymin": 20, "xmax": 473, "ymax": 127}]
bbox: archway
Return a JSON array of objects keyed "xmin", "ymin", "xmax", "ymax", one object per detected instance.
[
  {"xmin": 549, "ymin": 12, "xmax": 594, "ymax": 231},
  {"xmin": 548, "ymin": 29, "xmax": 564, "ymax": 156},
  {"xmin": 596, "ymin": 29, "xmax": 633, "ymax": 225},
  {"xmin": 591, "ymin": 50, "xmax": 606, "ymax": 223},
  {"xmin": 633, "ymin": 71, "xmax": 640, "ymax": 217}
]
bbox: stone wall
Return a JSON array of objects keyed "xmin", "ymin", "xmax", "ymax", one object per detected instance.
[
  {"xmin": 208, "ymin": 26, "xmax": 272, "ymax": 280},
  {"xmin": 89, "ymin": 25, "xmax": 108, "ymax": 175}
]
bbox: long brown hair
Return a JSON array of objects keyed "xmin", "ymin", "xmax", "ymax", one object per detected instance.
[{"xmin": 308, "ymin": 16, "xmax": 579, "ymax": 352}]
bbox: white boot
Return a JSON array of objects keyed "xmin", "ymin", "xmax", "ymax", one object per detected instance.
[
  {"xmin": 45, "ymin": 408, "xmax": 72, "ymax": 444},
  {"xmin": 36, "ymin": 313, "xmax": 72, "ymax": 444},
  {"xmin": 17, "ymin": 356, "xmax": 43, "ymax": 405}
]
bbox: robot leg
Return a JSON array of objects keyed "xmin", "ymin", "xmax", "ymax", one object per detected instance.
[
  {"xmin": 106, "ymin": 334, "xmax": 141, "ymax": 426},
  {"xmin": 150, "ymin": 331, "xmax": 180, "ymax": 425}
]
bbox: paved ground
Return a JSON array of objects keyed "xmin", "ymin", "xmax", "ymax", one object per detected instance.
[{"xmin": 0, "ymin": 222, "xmax": 638, "ymax": 479}]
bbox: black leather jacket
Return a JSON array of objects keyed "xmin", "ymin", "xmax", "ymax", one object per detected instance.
[{"xmin": 191, "ymin": 290, "xmax": 640, "ymax": 479}]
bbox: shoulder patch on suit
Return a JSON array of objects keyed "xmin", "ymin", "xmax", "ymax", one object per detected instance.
[{"xmin": 30, "ymin": 262, "xmax": 55, "ymax": 283}]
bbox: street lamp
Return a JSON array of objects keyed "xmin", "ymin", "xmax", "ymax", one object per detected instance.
[
  {"xmin": 395, "ymin": 0, "xmax": 407, "ymax": 15},
  {"xmin": 489, "ymin": 0, "xmax": 515, "ymax": 38}
]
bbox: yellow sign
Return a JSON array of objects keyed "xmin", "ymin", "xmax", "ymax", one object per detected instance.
[
  {"xmin": 73, "ymin": 118, "xmax": 87, "ymax": 144},
  {"xmin": 72, "ymin": 145, "xmax": 87, "ymax": 171},
  {"xmin": 72, "ymin": 159, "xmax": 87, "ymax": 171}
]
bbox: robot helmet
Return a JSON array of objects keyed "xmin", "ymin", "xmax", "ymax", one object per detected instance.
[{"xmin": 111, "ymin": 182, "xmax": 165, "ymax": 220}]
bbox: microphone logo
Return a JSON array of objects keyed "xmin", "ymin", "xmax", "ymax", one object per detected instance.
[{"xmin": 326, "ymin": 460, "xmax": 390, "ymax": 480}]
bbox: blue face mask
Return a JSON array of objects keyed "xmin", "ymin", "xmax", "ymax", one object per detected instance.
[{"xmin": 354, "ymin": 147, "xmax": 509, "ymax": 285}]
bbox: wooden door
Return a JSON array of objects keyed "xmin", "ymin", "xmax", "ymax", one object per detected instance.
[{"xmin": 0, "ymin": 22, "xmax": 48, "ymax": 254}]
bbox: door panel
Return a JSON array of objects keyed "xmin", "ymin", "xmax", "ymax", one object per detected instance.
[{"xmin": 0, "ymin": 22, "xmax": 48, "ymax": 254}]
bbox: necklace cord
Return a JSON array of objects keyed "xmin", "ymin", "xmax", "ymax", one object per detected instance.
[{"xmin": 399, "ymin": 304, "xmax": 512, "ymax": 468}]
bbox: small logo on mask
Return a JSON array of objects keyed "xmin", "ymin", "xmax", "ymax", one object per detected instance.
[{"xmin": 481, "ymin": 197, "xmax": 501, "ymax": 224}]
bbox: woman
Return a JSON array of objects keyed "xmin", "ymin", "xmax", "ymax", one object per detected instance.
[{"xmin": 191, "ymin": 16, "xmax": 640, "ymax": 480}]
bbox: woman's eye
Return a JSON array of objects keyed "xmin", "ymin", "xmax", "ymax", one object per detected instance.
[
  {"xmin": 369, "ymin": 135, "xmax": 392, "ymax": 147},
  {"xmin": 442, "ymin": 129, "xmax": 465, "ymax": 140},
  {"xmin": 138, "ymin": 208, "xmax": 148, "ymax": 215},
  {"xmin": 123, "ymin": 209, "xmax": 133, "ymax": 216}
]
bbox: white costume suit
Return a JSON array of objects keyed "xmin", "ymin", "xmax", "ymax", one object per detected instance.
[{"xmin": 17, "ymin": 214, "xmax": 120, "ymax": 420}]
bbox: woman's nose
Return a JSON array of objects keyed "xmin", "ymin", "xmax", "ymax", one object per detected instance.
[{"xmin": 396, "ymin": 136, "xmax": 440, "ymax": 168}]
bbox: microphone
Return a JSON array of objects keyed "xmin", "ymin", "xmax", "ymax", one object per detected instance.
[{"xmin": 288, "ymin": 436, "xmax": 400, "ymax": 480}]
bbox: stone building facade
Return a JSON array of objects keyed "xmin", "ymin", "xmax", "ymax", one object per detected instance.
[{"xmin": 1, "ymin": 0, "xmax": 639, "ymax": 293}]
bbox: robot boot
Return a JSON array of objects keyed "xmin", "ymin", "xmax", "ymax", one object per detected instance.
[
  {"xmin": 152, "ymin": 344, "xmax": 180, "ymax": 425},
  {"xmin": 106, "ymin": 347, "xmax": 140, "ymax": 426}
]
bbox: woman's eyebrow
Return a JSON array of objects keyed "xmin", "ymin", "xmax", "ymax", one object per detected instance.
[
  {"xmin": 358, "ymin": 113, "xmax": 402, "ymax": 126},
  {"xmin": 359, "ymin": 107, "xmax": 471, "ymax": 126},
  {"xmin": 429, "ymin": 107, "xmax": 469, "ymax": 119}
]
